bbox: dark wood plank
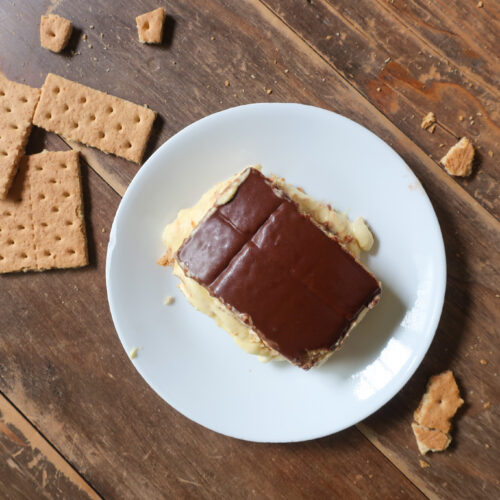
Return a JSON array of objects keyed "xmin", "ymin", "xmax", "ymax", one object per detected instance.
[
  {"xmin": 0, "ymin": 393, "xmax": 100, "ymax": 500},
  {"xmin": 0, "ymin": 145, "xmax": 424, "ymax": 498},
  {"xmin": 387, "ymin": 0, "xmax": 500, "ymax": 90},
  {"xmin": 0, "ymin": 0, "xmax": 499, "ymax": 498},
  {"xmin": 262, "ymin": 0, "xmax": 500, "ymax": 219}
]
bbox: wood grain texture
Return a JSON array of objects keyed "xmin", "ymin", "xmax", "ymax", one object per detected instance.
[
  {"xmin": 0, "ymin": 394, "xmax": 100, "ymax": 500},
  {"xmin": 263, "ymin": 0, "xmax": 500, "ymax": 219},
  {"xmin": 0, "ymin": 0, "xmax": 499, "ymax": 498}
]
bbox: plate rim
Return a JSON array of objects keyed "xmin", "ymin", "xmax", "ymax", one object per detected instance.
[{"xmin": 106, "ymin": 102, "xmax": 447, "ymax": 442}]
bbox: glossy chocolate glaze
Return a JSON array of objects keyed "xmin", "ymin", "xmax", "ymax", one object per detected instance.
[
  {"xmin": 210, "ymin": 244, "xmax": 350, "ymax": 365},
  {"xmin": 218, "ymin": 169, "xmax": 282, "ymax": 235},
  {"xmin": 177, "ymin": 211, "xmax": 247, "ymax": 284},
  {"xmin": 177, "ymin": 168, "xmax": 381, "ymax": 366},
  {"xmin": 252, "ymin": 202, "xmax": 380, "ymax": 320}
]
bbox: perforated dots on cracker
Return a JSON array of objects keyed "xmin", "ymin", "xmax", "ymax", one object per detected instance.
[
  {"xmin": 136, "ymin": 7, "xmax": 166, "ymax": 44},
  {"xmin": 33, "ymin": 74, "xmax": 156, "ymax": 164},
  {"xmin": 40, "ymin": 14, "xmax": 73, "ymax": 53},
  {"xmin": 0, "ymin": 74, "xmax": 40, "ymax": 199},
  {"xmin": 0, "ymin": 151, "xmax": 88, "ymax": 273}
]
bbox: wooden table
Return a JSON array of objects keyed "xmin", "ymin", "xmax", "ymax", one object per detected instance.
[{"xmin": 1, "ymin": 1, "xmax": 498, "ymax": 498}]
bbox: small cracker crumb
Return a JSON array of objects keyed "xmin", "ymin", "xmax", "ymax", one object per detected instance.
[
  {"xmin": 419, "ymin": 459, "xmax": 430, "ymax": 468},
  {"xmin": 488, "ymin": 150, "xmax": 493, "ymax": 157},
  {"xmin": 82, "ymin": 33, "xmax": 87, "ymax": 41},
  {"xmin": 428, "ymin": 123, "xmax": 436, "ymax": 134},
  {"xmin": 459, "ymin": 115, "xmax": 464, "ymax": 121},
  {"xmin": 266, "ymin": 88, "xmax": 273, "ymax": 95},
  {"xmin": 376, "ymin": 87, "xmax": 381, "ymax": 92},
  {"xmin": 136, "ymin": 7, "xmax": 165, "ymax": 44},
  {"xmin": 224, "ymin": 80, "xmax": 230, "ymax": 87},
  {"xmin": 164, "ymin": 296, "xmax": 175, "ymax": 305},
  {"xmin": 483, "ymin": 401, "xmax": 490, "ymax": 409},
  {"xmin": 480, "ymin": 359, "xmax": 488, "ymax": 365},
  {"xmin": 129, "ymin": 347, "xmax": 138, "ymax": 359},
  {"xmin": 485, "ymin": 443, "xmax": 490, "ymax": 448},
  {"xmin": 440, "ymin": 137, "xmax": 474, "ymax": 177},
  {"xmin": 421, "ymin": 112, "xmax": 436, "ymax": 130},
  {"xmin": 477, "ymin": 1, "xmax": 484, "ymax": 7}
]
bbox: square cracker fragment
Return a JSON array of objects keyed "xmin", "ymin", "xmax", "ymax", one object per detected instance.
[
  {"xmin": 0, "ymin": 150, "xmax": 88, "ymax": 273},
  {"xmin": 40, "ymin": 14, "xmax": 73, "ymax": 53},
  {"xmin": 440, "ymin": 137, "xmax": 474, "ymax": 177},
  {"xmin": 136, "ymin": 7, "xmax": 166, "ymax": 44},
  {"xmin": 0, "ymin": 74, "xmax": 40, "ymax": 200},
  {"xmin": 33, "ymin": 73, "xmax": 157, "ymax": 164}
]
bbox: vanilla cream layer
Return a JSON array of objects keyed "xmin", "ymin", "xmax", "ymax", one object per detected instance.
[{"xmin": 160, "ymin": 166, "xmax": 376, "ymax": 363}]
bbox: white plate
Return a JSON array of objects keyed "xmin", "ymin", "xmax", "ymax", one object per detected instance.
[{"xmin": 106, "ymin": 103, "xmax": 446, "ymax": 443}]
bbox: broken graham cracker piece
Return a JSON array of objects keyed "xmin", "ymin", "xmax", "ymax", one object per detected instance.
[
  {"xmin": 33, "ymin": 74, "xmax": 156, "ymax": 164},
  {"xmin": 40, "ymin": 14, "xmax": 73, "ymax": 53},
  {"xmin": 0, "ymin": 74, "xmax": 40, "ymax": 200},
  {"xmin": 136, "ymin": 7, "xmax": 166, "ymax": 44},
  {"xmin": 0, "ymin": 151, "xmax": 88, "ymax": 273},
  {"xmin": 421, "ymin": 112, "xmax": 436, "ymax": 131},
  {"xmin": 412, "ymin": 424, "xmax": 451, "ymax": 455},
  {"xmin": 440, "ymin": 137, "xmax": 474, "ymax": 177},
  {"xmin": 412, "ymin": 370, "xmax": 464, "ymax": 455},
  {"xmin": 414, "ymin": 370, "xmax": 464, "ymax": 433}
]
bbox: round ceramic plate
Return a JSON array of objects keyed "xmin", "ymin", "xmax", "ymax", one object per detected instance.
[{"xmin": 106, "ymin": 103, "xmax": 446, "ymax": 443}]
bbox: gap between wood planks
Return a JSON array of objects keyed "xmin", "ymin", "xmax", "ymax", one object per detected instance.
[
  {"xmin": 376, "ymin": 0, "xmax": 500, "ymax": 100},
  {"xmin": 0, "ymin": 390, "xmax": 103, "ymax": 499},
  {"xmin": 299, "ymin": 0, "xmax": 492, "ymax": 140}
]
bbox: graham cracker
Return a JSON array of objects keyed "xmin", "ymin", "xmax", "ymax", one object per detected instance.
[
  {"xmin": 33, "ymin": 74, "xmax": 156, "ymax": 163},
  {"xmin": 40, "ymin": 14, "xmax": 73, "ymax": 53},
  {"xmin": 440, "ymin": 137, "xmax": 474, "ymax": 177},
  {"xmin": 411, "ymin": 423, "xmax": 451, "ymax": 455},
  {"xmin": 412, "ymin": 370, "xmax": 463, "ymax": 455},
  {"xmin": 414, "ymin": 370, "xmax": 464, "ymax": 433},
  {"xmin": 136, "ymin": 8, "xmax": 166, "ymax": 44},
  {"xmin": 0, "ymin": 74, "xmax": 41, "ymax": 199},
  {"xmin": 0, "ymin": 161, "xmax": 37, "ymax": 271},
  {"xmin": 0, "ymin": 151, "xmax": 88, "ymax": 273}
]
